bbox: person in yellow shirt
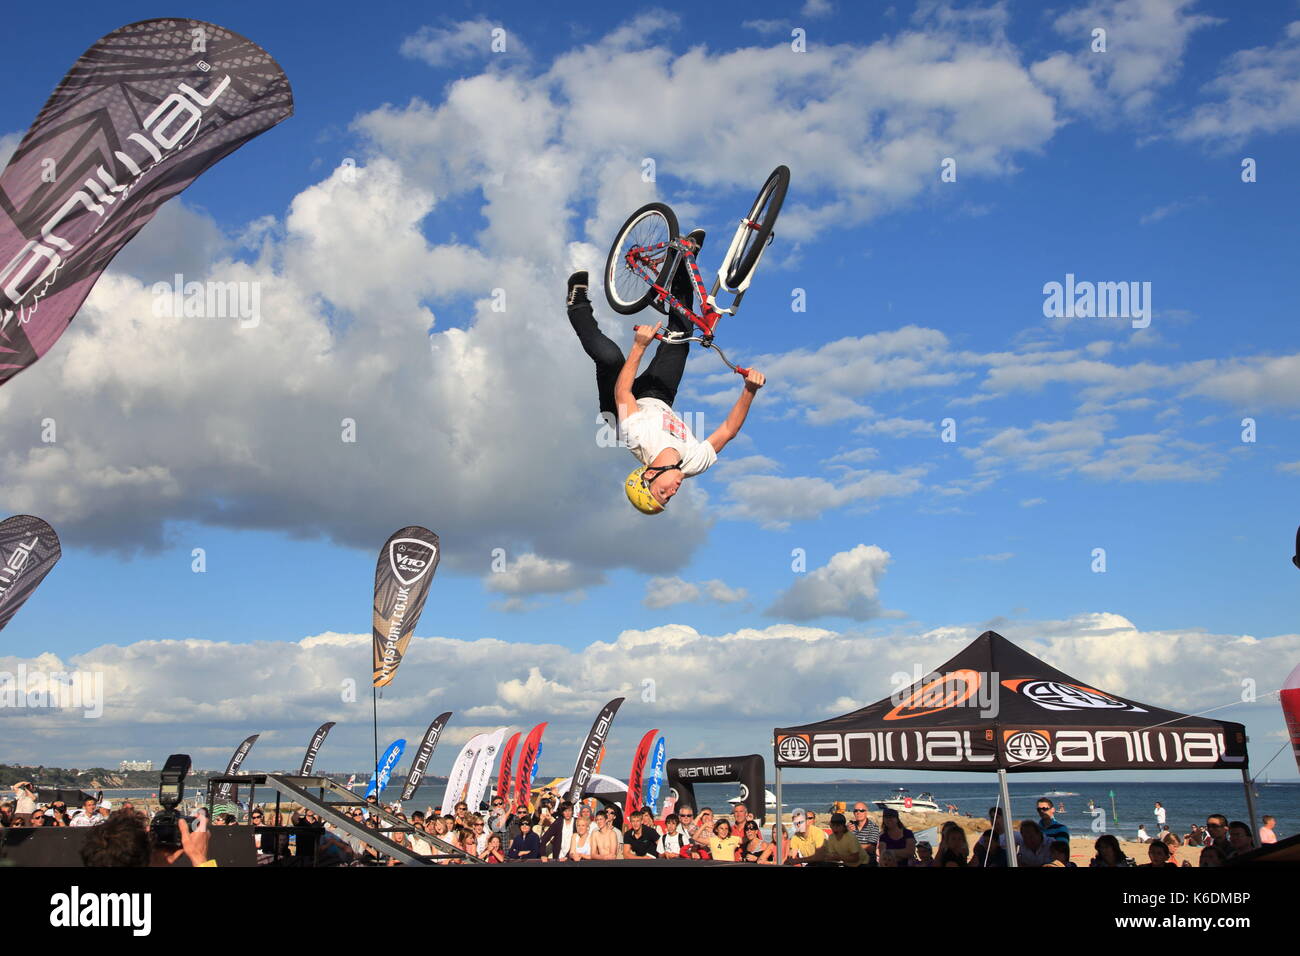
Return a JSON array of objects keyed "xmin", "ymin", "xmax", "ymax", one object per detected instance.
[
  {"xmin": 808, "ymin": 813, "xmax": 865, "ymax": 867},
  {"xmin": 785, "ymin": 808, "xmax": 827, "ymax": 864},
  {"xmin": 708, "ymin": 819, "xmax": 741, "ymax": 861}
]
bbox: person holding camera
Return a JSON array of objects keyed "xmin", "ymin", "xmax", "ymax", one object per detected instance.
[{"xmin": 79, "ymin": 810, "xmax": 216, "ymax": 867}]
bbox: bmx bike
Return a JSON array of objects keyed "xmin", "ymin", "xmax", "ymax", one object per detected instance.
[{"xmin": 603, "ymin": 164, "xmax": 790, "ymax": 376}]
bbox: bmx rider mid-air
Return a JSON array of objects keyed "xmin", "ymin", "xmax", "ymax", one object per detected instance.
[{"xmin": 566, "ymin": 232, "xmax": 765, "ymax": 515}]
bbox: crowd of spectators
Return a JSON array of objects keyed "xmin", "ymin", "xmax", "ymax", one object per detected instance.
[{"xmin": 1, "ymin": 780, "xmax": 1278, "ymax": 867}]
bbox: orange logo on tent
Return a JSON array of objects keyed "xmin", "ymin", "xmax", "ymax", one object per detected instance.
[
  {"xmin": 883, "ymin": 669, "xmax": 982, "ymax": 720},
  {"xmin": 776, "ymin": 734, "xmax": 810, "ymax": 762}
]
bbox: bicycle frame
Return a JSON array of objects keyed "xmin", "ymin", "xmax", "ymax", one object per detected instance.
[{"xmin": 621, "ymin": 236, "xmax": 752, "ymax": 376}]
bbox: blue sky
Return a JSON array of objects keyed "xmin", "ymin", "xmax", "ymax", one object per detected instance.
[{"xmin": 1, "ymin": 0, "xmax": 1298, "ymax": 783}]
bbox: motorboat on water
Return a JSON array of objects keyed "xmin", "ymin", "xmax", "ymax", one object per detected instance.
[
  {"xmin": 873, "ymin": 788, "xmax": 941, "ymax": 813},
  {"xmin": 726, "ymin": 789, "xmax": 777, "ymax": 808}
]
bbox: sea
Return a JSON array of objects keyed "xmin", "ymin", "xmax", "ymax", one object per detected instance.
[{"xmin": 101, "ymin": 779, "xmax": 1300, "ymax": 842}]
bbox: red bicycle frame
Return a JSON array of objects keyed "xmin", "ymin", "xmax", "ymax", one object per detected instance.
[{"xmin": 622, "ymin": 236, "xmax": 751, "ymax": 376}]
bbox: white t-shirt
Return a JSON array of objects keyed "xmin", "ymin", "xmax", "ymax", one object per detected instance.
[
  {"xmin": 70, "ymin": 810, "xmax": 103, "ymax": 827},
  {"xmin": 659, "ymin": 830, "xmax": 689, "ymax": 856},
  {"xmin": 1154, "ymin": 807, "xmax": 1166, "ymax": 825},
  {"xmin": 619, "ymin": 398, "xmax": 717, "ymax": 477}
]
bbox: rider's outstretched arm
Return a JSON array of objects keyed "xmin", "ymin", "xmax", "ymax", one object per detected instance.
[
  {"xmin": 707, "ymin": 370, "xmax": 765, "ymax": 454},
  {"xmin": 615, "ymin": 324, "xmax": 658, "ymax": 421}
]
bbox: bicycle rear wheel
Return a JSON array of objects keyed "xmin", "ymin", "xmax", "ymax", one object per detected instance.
[
  {"xmin": 724, "ymin": 165, "xmax": 789, "ymax": 290},
  {"xmin": 605, "ymin": 202, "xmax": 680, "ymax": 315}
]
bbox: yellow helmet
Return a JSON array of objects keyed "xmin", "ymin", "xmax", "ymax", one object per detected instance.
[{"xmin": 625, "ymin": 465, "xmax": 665, "ymax": 515}]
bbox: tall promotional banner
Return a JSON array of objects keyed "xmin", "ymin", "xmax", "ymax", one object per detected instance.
[
  {"xmin": 214, "ymin": 733, "xmax": 258, "ymax": 802},
  {"xmin": 625, "ymin": 728, "xmax": 659, "ymax": 817},
  {"xmin": 1283, "ymin": 662, "xmax": 1300, "ymax": 774},
  {"xmin": 400, "ymin": 711, "xmax": 452, "ymax": 802},
  {"xmin": 0, "ymin": 19, "xmax": 294, "ymax": 387},
  {"xmin": 464, "ymin": 728, "xmax": 507, "ymax": 812},
  {"xmin": 441, "ymin": 734, "xmax": 485, "ymax": 815},
  {"xmin": 0, "ymin": 515, "xmax": 61, "ymax": 632},
  {"xmin": 371, "ymin": 527, "xmax": 440, "ymax": 688},
  {"xmin": 564, "ymin": 698, "xmax": 624, "ymax": 805},
  {"xmin": 513, "ymin": 722, "xmax": 547, "ymax": 810},
  {"xmin": 495, "ymin": 731, "xmax": 521, "ymax": 806},
  {"xmin": 366, "ymin": 738, "xmax": 406, "ymax": 800},
  {"xmin": 645, "ymin": 736, "xmax": 667, "ymax": 816},
  {"xmin": 297, "ymin": 722, "xmax": 335, "ymax": 776}
]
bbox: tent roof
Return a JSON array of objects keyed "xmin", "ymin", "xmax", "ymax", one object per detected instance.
[{"xmin": 774, "ymin": 630, "xmax": 1248, "ymax": 773}]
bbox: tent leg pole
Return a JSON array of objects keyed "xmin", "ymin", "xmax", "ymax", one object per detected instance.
[
  {"xmin": 1242, "ymin": 768, "xmax": 1260, "ymax": 844},
  {"xmin": 774, "ymin": 766, "xmax": 783, "ymax": 863},
  {"xmin": 998, "ymin": 769, "xmax": 1018, "ymax": 868}
]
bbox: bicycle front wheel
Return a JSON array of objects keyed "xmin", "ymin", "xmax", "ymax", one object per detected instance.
[
  {"xmin": 724, "ymin": 165, "xmax": 789, "ymax": 290},
  {"xmin": 605, "ymin": 202, "xmax": 679, "ymax": 315}
]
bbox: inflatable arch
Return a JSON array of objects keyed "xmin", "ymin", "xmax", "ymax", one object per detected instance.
[{"xmin": 666, "ymin": 754, "xmax": 766, "ymax": 823}]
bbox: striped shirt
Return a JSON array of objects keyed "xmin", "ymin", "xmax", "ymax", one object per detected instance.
[{"xmin": 851, "ymin": 819, "xmax": 881, "ymax": 846}]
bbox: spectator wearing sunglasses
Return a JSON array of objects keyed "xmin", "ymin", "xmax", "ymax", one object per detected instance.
[
  {"xmin": 739, "ymin": 820, "xmax": 774, "ymax": 862},
  {"xmin": 508, "ymin": 817, "xmax": 540, "ymax": 860},
  {"xmin": 849, "ymin": 802, "xmax": 880, "ymax": 865}
]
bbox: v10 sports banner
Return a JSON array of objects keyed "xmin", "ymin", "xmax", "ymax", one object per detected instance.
[
  {"xmin": 514, "ymin": 722, "xmax": 546, "ymax": 810},
  {"xmin": 625, "ymin": 728, "xmax": 659, "ymax": 817},
  {"xmin": 297, "ymin": 722, "xmax": 335, "ymax": 776},
  {"xmin": 0, "ymin": 19, "xmax": 294, "ymax": 387},
  {"xmin": 464, "ymin": 728, "xmax": 507, "ymax": 812},
  {"xmin": 441, "ymin": 734, "xmax": 485, "ymax": 815},
  {"xmin": 371, "ymin": 526, "xmax": 440, "ymax": 688},
  {"xmin": 645, "ymin": 736, "xmax": 667, "ymax": 816},
  {"xmin": 214, "ymin": 733, "xmax": 258, "ymax": 802},
  {"xmin": 401, "ymin": 711, "xmax": 452, "ymax": 801},
  {"xmin": 0, "ymin": 515, "xmax": 61, "ymax": 632},
  {"xmin": 564, "ymin": 698, "xmax": 624, "ymax": 806},
  {"xmin": 366, "ymin": 738, "xmax": 406, "ymax": 799},
  {"xmin": 495, "ymin": 731, "xmax": 521, "ymax": 807}
]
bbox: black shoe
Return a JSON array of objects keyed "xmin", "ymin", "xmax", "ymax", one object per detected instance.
[
  {"xmin": 684, "ymin": 229, "xmax": 706, "ymax": 256},
  {"xmin": 566, "ymin": 271, "xmax": 589, "ymax": 307}
]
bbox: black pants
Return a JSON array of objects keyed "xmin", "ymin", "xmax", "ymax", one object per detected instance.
[{"xmin": 568, "ymin": 272, "xmax": 693, "ymax": 421}]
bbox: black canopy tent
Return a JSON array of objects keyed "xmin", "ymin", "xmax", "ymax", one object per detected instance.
[{"xmin": 772, "ymin": 631, "xmax": 1253, "ymax": 866}]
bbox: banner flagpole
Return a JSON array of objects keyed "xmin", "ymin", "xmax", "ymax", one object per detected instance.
[
  {"xmin": 774, "ymin": 766, "xmax": 783, "ymax": 862},
  {"xmin": 998, "ymin": 769, "xmax": 1018, "ymax": 868},
  {"xmin": 372, "ymin": 687, "xmax": 379, "ymax": 799}
]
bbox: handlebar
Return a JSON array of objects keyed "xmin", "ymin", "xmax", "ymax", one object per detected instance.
[{"xmin": 639, "ymin": 327, "xmax": 750, "ymax": 377}]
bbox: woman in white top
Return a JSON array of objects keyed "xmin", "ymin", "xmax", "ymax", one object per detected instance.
[{"xmin": 568, "ymin": 817, "xmax": 594, "ymax": 861}]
